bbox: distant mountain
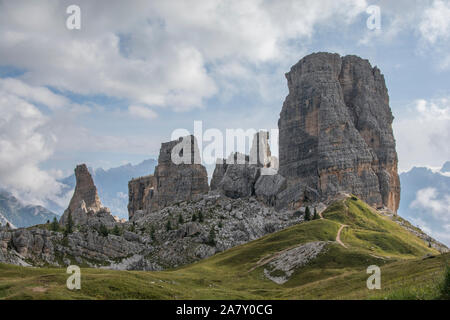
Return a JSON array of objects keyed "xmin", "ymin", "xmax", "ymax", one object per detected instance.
[
  {"xmin": 0, "ymin": 191, "xmax": 57, "ymax": 228},
  {"xmin": 53, "ymin": 159, "xmax": 157, "ymax": 219},
  {"xmin": 399, "ymin": 161, "xmax": 450, "ymax": 246},
  {"xmin": 0, "ymin": 211, "xmax": 16, "ymax": 229}
]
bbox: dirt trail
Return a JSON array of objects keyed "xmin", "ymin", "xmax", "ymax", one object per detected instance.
[{"xmin": 336, "ymin": 224, "xmax": 348, "ymax": 248}]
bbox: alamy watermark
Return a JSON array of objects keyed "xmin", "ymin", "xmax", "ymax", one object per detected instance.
[
  {"xmin": 366, "ymin": 265, "xmax": 381, "ymax": 289},
  {"xmin": 66, "ymin": 5, "xmax": 81, "ymax": 30},
  {"xmin": 169, "ymin": 121, "xmax": 279, "ymax": 175},
  {"xmin": 66, "ymin": 265, "xmax": 81, "ymax": 290},
  {"xmin": 366, "ymin": 5, "xmax": 381, "ymax": 30}
]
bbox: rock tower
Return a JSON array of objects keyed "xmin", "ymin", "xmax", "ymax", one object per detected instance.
[{"xmin": 278, "ymin": 52, "xmax": 400, "ymax": 212}]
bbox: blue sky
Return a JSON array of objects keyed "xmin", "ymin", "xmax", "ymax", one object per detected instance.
[{"xmin": 0, "ymin": 0, "xmax": 449, "ymax": 209}]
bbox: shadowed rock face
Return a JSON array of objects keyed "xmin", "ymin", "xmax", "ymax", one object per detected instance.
[
  {"xmin": 128, "ymin": 175, "xmax": 156, "ymax": 220},
  {"xmin": 278, "ymin": 52, "xmax": 400, "ymax": 212}
]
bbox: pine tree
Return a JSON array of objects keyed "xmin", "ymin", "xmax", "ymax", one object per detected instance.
[
  {"xmin": 166, "ymin": 220, "xmax": 172, "ymax": 231},
  {"xmin": 313, "ymin": 207, "xmax": 319, "ymax": 220},
  {"xmin": 65, "ymin": 211, "xmax": 73, "ymax": 236},
  {"xmin": 305, "ymin": 206, "xmax": 311, "ymax": 221},
  {"xmin": 208, "ymin": 227, "xmax": 216, "ymax": 246},
  {"xmin": 150, "ymin": 226, "xmax": 156, "ymax": 241},
  {"xmin": 6, "ymin": 222, "xmax": 10, "ymax": 229},
  {"xmin": 192, "ymin": 212, "xmax": 197, "ymax": 222},
  {"xmin": 198, "ymin": 211, "xmax": 204, "ymax": 223},
  {"xmin": 178, "ymin": 213, "xmax": 184, "ymax": 224},
  {"xmin": 51, "ymin": 217, "xmax": 59, "ymax": 232}
]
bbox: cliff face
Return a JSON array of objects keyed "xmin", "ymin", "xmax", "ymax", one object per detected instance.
[
  {"xmin": 128, "ymin": 135, "xmax": 209, "ymax": 218},
  {"xmin": 278, "ymin": 53, "xmax": 400, "ymax": 212},
  {"xmin": 128, "ymin": 175, "xmax": 155, "ymax": 220}
]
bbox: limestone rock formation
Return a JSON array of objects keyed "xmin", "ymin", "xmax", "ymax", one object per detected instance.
[
  {"xmin": 211, "ymin": 131, "xmax": 282, "ymax": 203},
  {"xmin": 219, "ymin": 153, "xmax": 261, "ymax": 199},
  {"xmin": 278, "ymin": 52, "xmax": 400, "ymax": 212},
  {"xmin": 60, "ymin": 164, "xmax": 114, "ymax": 226},
  {"xmin": 128, "ymin": 135, "xmax": 209, "ymax": 218},
  {"xmin": 128, "ymin": 175, "xmax": 156, "ymax": 220},
  {"xmin": 254, "ymin": 173, "xmax": 287, "ymax": 206}
]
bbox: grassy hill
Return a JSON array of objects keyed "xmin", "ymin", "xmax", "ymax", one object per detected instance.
[{"xmin": 0, "ymin": 196, "xmax": 448, "ymax": 300}]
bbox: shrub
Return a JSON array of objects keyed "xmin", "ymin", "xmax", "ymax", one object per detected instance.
[
  {"xmin": 192, "ymin": 213, "xmax": 197, "ymax": 222},
  {"xmin": 99, "ymin": 224, "xmax": 109, "ymax": 237},
  {"xmin": 178, "ymin": 214, "xmax": 184, "ymax": 224},
  {"xmin": 112, "ymin": 225, "xmax": 121, "ymax": 236},
  {"xmin": 166, "ymin": 220, "xmax": 172, "ymax": 231},
  {"xmin": 198, "ymin": 211, "xmax": 204, "ymax": 223}
]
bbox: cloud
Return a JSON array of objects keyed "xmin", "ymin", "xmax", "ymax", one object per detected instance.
[
  {"xmin": 411, "ymin": 187, "xmax": 450, "ymax": 221},
  {"xmin": 417, "ymin": 0, "xmax": 450, "ymax": 69},
  {"xmin": 0, "ymin": 0, "xmax": 370, "ymax": 112},
  {"xmin": 409, "ymin": 187, "xmax": 450, "ymax": 245},
  {"xmin": 0, "ymin": 85, "xmax": 62, "ymax": 205},
  {"xmin": 419, "ymin": 0, "xmax": 450, "ymax": 44},
  {"xmin": 394, "ymin": 97, "xmax": 450, "ymax": 171},
  {"xmin": 128, "ymin": 105, "xmax": 158, "ymax": 120}
]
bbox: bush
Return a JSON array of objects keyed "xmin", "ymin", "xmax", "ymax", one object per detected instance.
[
  {"xmin": 99, "ymin": 224, "xmax": 109, "ymax": 237},
  {"xmin": 178, "ymin": 214, "xmax": 184, "ymax": 224},
  {"xmin": 166, "ymin": 220, "xmax": 172, "ymax": 231},
  {"xmin": 192, "ymin": 213, "xmax": 197, "ymax": 222},
  {"xmin": 198, "ymin": 211, "xmax": 204, "ymax": 223},
  {"xmin": 112, "ymin": 225, "xmax": 121, "ymax": 236}
]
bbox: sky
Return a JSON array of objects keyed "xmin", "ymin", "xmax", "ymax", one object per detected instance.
[{"xmin": 0, "ymin": 0, "xmax": 449, "ymax": 210}]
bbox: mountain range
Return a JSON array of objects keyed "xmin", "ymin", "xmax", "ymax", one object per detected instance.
[{"xmin": 0, "ymin": 191, "xmax": 57, "ymax": 228}]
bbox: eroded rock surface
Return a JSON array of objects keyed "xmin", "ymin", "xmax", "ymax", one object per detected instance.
[
  {"xmin": 278, "ymin": 52, "xmax": 400, "ymax": 212},
  {"xmin": 128, "ymin": 136, "xmax": 209, "ymax": 218},
  {"xmin": 60, "ymin": 164, "xmax": 115, "ymax": 226}
]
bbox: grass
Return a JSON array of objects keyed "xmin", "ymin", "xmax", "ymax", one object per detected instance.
[{"xmin": 0, "ymin": 197, "xmax": 448, "ymax": 300}]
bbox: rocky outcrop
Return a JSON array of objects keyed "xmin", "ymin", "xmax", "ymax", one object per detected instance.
[
  {"xmin": 263, "ymin": 241, "xmax": 330, "ymax": 284},
  {"xmin": 255, "ymin": 174, "xmax": 287, "ymax": 206},
  {"xmin": 211, "ymin": 131, "xmax": 283, "ymax": 204},
  {"xmin": 128, "ymin": 175, "xmax": 156, "ymax": 220},
  {"xmin": 60, "ymin": 164, "xmax": 115, "ymax": 226},
  {"xmin": 128, "ymin": 136, "xmax": 209, "ymax": 218},
  {"xmin": 278, "ymin": 52, "xmax": 400, "ymax": 212}
]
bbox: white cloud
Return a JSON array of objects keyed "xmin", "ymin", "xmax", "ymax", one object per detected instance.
[
  {"xmin": 128, "ymin": 105, "xmax": 158, "ymax": 120},
  {"xmin": 0, "ymin": 0, "xmax": 369, "ymax": 112},
  {"xmin": 394, "ymin": 98, "xmax": 450, "ymax": 171},
  {"xmin": 411, "ymin": 187, "xmax": 450, "ymax": 221},
  {"xmin": 419, "ymin": 0, "xmax": 450, "ymax": 44},
  {"xmin": 0, "ymin": 87, "xmax": 62, "ymax": 205}
]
